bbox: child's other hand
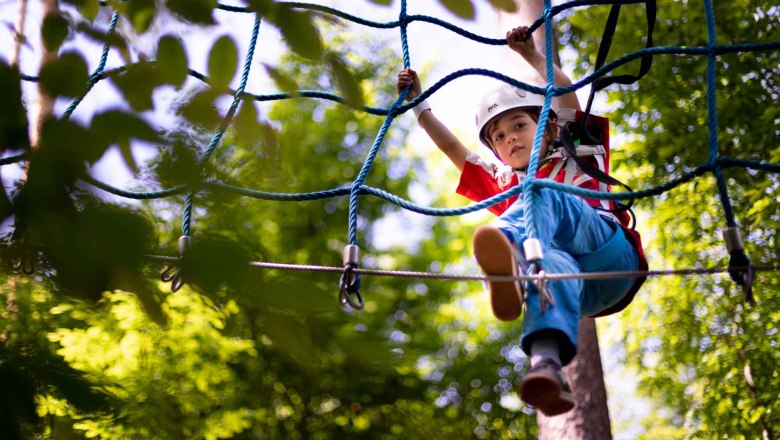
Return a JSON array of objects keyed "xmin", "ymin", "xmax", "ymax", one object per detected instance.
[
  {"xmin": 507, "ymin": 26, "xmax": 538, "ymax": 59},
  {"xmin": 396, "ymin": 68, "xmax": 422, "ymax": 101}
]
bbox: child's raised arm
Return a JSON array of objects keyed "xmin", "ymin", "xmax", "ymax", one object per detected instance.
[
  {"xmin": 507, "ymin": 26, "xmax": 581, "ymax": 111},
  {"xmin": 397, "ymin": 68, "xmax": 469, "ymax": 171}
]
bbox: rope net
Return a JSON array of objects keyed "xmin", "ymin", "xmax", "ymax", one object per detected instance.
[{"xmin": 7, "ymin": 0, "xmax": 780, "ymax": 308}]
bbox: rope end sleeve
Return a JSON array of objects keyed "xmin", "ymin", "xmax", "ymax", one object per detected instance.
[
  {"xmin": 178, "ymin": 235, "xmax": 192, "ymax": 256},
  {"xmin": 722, "ymin": 227, "xmax": 755, "ymax": 306},
  {"xmin": 523, "ymin": 238, "xmax": 544, "ymax": 263}
]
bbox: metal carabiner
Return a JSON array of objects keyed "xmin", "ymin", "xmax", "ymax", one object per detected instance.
[
  {"xmin": 9, "ymin": 247, "xmax": 35, "ymax": 275},
  {"xmin": 535, "ymin": 268, "xmax": 556, "ymax": 314},
  {"xmin": 339, "ymin": 263, "xmax": 364, "ymax": 310},
  {"xmin": 160, "ymin": 263, "xmax": 178, "ymax": 283},
  {"xmin": 723, "ymin": 227, "xmax": 756, "ymax": 306}
]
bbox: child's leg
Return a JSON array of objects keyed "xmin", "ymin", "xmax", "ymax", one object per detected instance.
[
  {"xmin": 472, "ymin": 226, "xmax": 524, "ymax": 321},
  {"xmin": 519, "ymin": 248, "xmax": 580, "ymax": 416},
  {"xmin": 493, "ymin": 187, "xmax": 638, "ymax": 324},
  {"xmin": 486, "ymin": 188, "xmax": 639, "ymax": 416}
]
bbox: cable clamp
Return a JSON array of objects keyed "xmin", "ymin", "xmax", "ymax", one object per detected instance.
[
  {"xmin": 161, "ymin": 235, "xmax": 191, "ymax": 292},
  {"xmin": 9, "ymin": 244, "xmax": 36, "ymax": 275},
  {"xmin": 339, "ymin": 245, "xmax": 363, "ymax": 310},
  {"xmin": 523, "ymin": 239, "xmax": 555, "ymax": 313},
  {"xmin": 722, "ymin": 227, "xmax": 755, "ymax": 306}
]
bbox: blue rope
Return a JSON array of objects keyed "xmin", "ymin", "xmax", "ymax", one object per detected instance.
[
  {"xmin": 7, "ymin": 0, "xmax": 780, "ymax": 284},
  {"xmin": 181, "ymin": 15, "xmax": 261, "ymax": 237},
  {"xmin": 346, "ymin": 0, "xmax": 411, "ymax": 247},
  {"xmin": 62, "ymin": 11, "xmax": 120, "ymax": 119},
  {"xmin": 521, "ymin": 1, "xmax": 557, "ymax": 244},
  {"xmin": 703, "ymin": 0, "xmax": 736, "ymax": 229}
]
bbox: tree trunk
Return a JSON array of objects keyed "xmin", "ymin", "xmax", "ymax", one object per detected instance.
[
  {"xmin": 537, "ymin": 319, "xmax": 612, "ymax": 440},
  {"xmin": 498, "ymin": 2, "xmax": 613, "ymax": 438},
  {"xmin": 10, "ymin": 0, "xmax": 29, "ymax": 68},
  {"xmin": 31, "ymin": 0, "xmax": 60, "ymax": 148}
]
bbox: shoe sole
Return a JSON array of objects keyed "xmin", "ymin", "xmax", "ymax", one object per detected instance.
[
  {"xmin": 472, "ymin": 226, "xmax": 522, "ymax": 321},
  {"xmin": 520, "ymin": 372, "xmax": 575, "ymax": 416}
]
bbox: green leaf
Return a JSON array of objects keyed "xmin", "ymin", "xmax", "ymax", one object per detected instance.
[
  {"xmin": 63, "ymin": 0, "xmax": 101, "ymax": 21},
  {"xmin": 272, "ymin": 8, "xmax": 323, "ymax": 60},
  {"xmin": 243, "ymin": 0, "xmax": 272, "ymax": 15},
  {"xmin": 75, "ymin": 22, "xmax": 129, "ymax": 52},
  {"xmin": 179, "ymin": 89, "xmax": 221, "ymax": 128},
  {"xmin": 262, "ymin": 63, "xmax": 299, "ymax": 93},
  {"xmin": 165, "ymin": 0, "xmax": 216, "ymax": 25},
  {"xmin": 41, "ymin": 12, "xmax": 70, "ymax": 52},
  {"xmin": 38, "ymin": 52, "xmax": 89, "ymax": 98},
  {"xmin": 181, "ymin": 236, "xmax": 251, "ymax": 293},
  {"xmin": 127, "ymin": 0, "xmax": 157, "ymax": 33},
  {"xmin": 487, "ymin": 0, "xmax": 517, "ymax": 13},
  {"xmin": 233, "ymin": 102, "xmax": 262, "ymax": 147},
  {"xmin": 155, "ymin": 141, "xmax": 200, "ymax": 187},
  {"xmin": 156, "ymin": 35, "xmax": 189, "ymax": 86},
  {"xmin": 0, "ymin": 61, "xmax": 30, "ymax": 150},
  {"xmin": 208, "ymin": 36, "xmax": 238, "ymax": 87},
  {"xmin": 90, "ymin": 111, "xmax": 160, "ymax": 174},
  {"xmin": 111, "ymin": 61, "xmax": 161, "ymax": 111},
  {"xmin": 328, "ymin": 55, "xmax": 364, "ymax": 108},
  {"xmin": 364, "ymin": 0, "xmax": 393, "ymax": 5},
  {"xmin": 437, "ymin": 0, "xmax": 475, "ymax": 20}
]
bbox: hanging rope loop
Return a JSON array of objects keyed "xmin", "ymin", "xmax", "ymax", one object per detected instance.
[
  {"xmin": 161, "ymin": 235, "xmax": 191, "ymax": 293},
  {"xmin": 339, "ymin": 244, "xmax": 364, "ymax": 310},
  {"xmin": 339, "ymin": 263, "xmax": 364, "ymax": 310},
  {"xmin": 723, "ymin": 227, "xmax": 755, "ymax": 305},
  {"xmin": 10, "ymin": 246, "xmax": 36, "ymax": 275}
]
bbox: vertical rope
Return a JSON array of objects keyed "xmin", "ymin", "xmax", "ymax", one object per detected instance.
[
  {"xmin": 522, "ymin": 0, "xmax": 556, "ymax": 242},
  {"xmin": 347, "ymin": 0, "xmax": 410, "ymax": 246},
  {"xmin": 399, "ymin": 0, "xmax": 410, "ymax": 69},
  {"xmin": 181, "ymin": 15, "xmax": 261, "ymax": 237},
  {"xmin": 62, "ymin": 11, "xmax": 120, "ymax": 119},
  {"xmin": 703, "ymin": 0, "xmax": 736, "ymax": 228}
]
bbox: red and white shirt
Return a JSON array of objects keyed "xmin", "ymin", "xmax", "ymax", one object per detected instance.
[{"xmin": 456, "ymin": 149, "xmax": 648, "ymax": 317}]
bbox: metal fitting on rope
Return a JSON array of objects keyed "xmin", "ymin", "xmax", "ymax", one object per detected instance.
[
  {"xmin": 9, "ymin": 246, "xmax": 36, "ymax": 275},
  {"xmin": 522, "ymin": 238, "xmax": 555, "ymax": 313},
  {"xmin": 339, "ymin": 244, "xmax": 364, "ymax": 310},
  {"xmin": 161, "ymin": 235, "xmax": 191, "ymax": 293},
  {"xmin": 178, "ymin": 235, "xmax": 192, "ymax": 255},
  {"xmin": 722, "ymin": 227, "xmax": 755, "ymax": 306},
  {"xmin": 523, "ymin": 239, "xmax": 544, "ymax": 263},
  {"xmin": 722, "ymin": 227, "xmax": 744, "ymax": 253}
]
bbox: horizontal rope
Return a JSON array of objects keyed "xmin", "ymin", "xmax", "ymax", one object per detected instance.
[{"xmin": 146, "ymin": 254, "xmax": 778, "ymax": 282}]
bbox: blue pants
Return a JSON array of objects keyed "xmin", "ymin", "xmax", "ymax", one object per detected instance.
[{"xmin": 493, "ymin": 188, "xmax": 639, "ymax": 365}]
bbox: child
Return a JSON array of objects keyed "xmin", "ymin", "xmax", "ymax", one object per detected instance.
[{"xmin": 397, "ymin": 26, "xmax": 647, "ymax": 416}]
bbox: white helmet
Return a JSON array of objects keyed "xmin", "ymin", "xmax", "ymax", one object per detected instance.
[{"xmin": 475, "ymin": 84, "xmax": 551, "ymax": 147}]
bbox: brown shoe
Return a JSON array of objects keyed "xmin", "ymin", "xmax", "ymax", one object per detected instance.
[
  {"xmin": 472, "ymin": 225, "xmax": 523, "ymax": 321},
  {"xmin": 519, "ymin": 358, "xmax": 575, "ymax": 416}
]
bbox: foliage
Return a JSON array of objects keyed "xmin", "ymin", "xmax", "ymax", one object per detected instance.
[
  {"xmin": 1, "ymin": 1, "xmax": 542, "ymax": 439},
  {"xmin": 565, "ymin": 1, "xmax": 779, "ymax": 438}
]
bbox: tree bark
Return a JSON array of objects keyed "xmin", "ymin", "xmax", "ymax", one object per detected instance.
[
  {"xmin": 498, "ymin": 2, "xmax": 613, "ymax": 438},
  {"xmin": 537, "ymin": 319, "xmax": 612, "ymax": 440}
]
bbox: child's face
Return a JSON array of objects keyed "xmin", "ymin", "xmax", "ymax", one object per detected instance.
[{"xmin": 486, "ymin": 108, "xmax": 549, "ymax": 170}]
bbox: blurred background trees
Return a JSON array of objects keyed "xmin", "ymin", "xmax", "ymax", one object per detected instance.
[{"xmin": 0, "ymin": 0, "xmax": 777, "ymax": 439}]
